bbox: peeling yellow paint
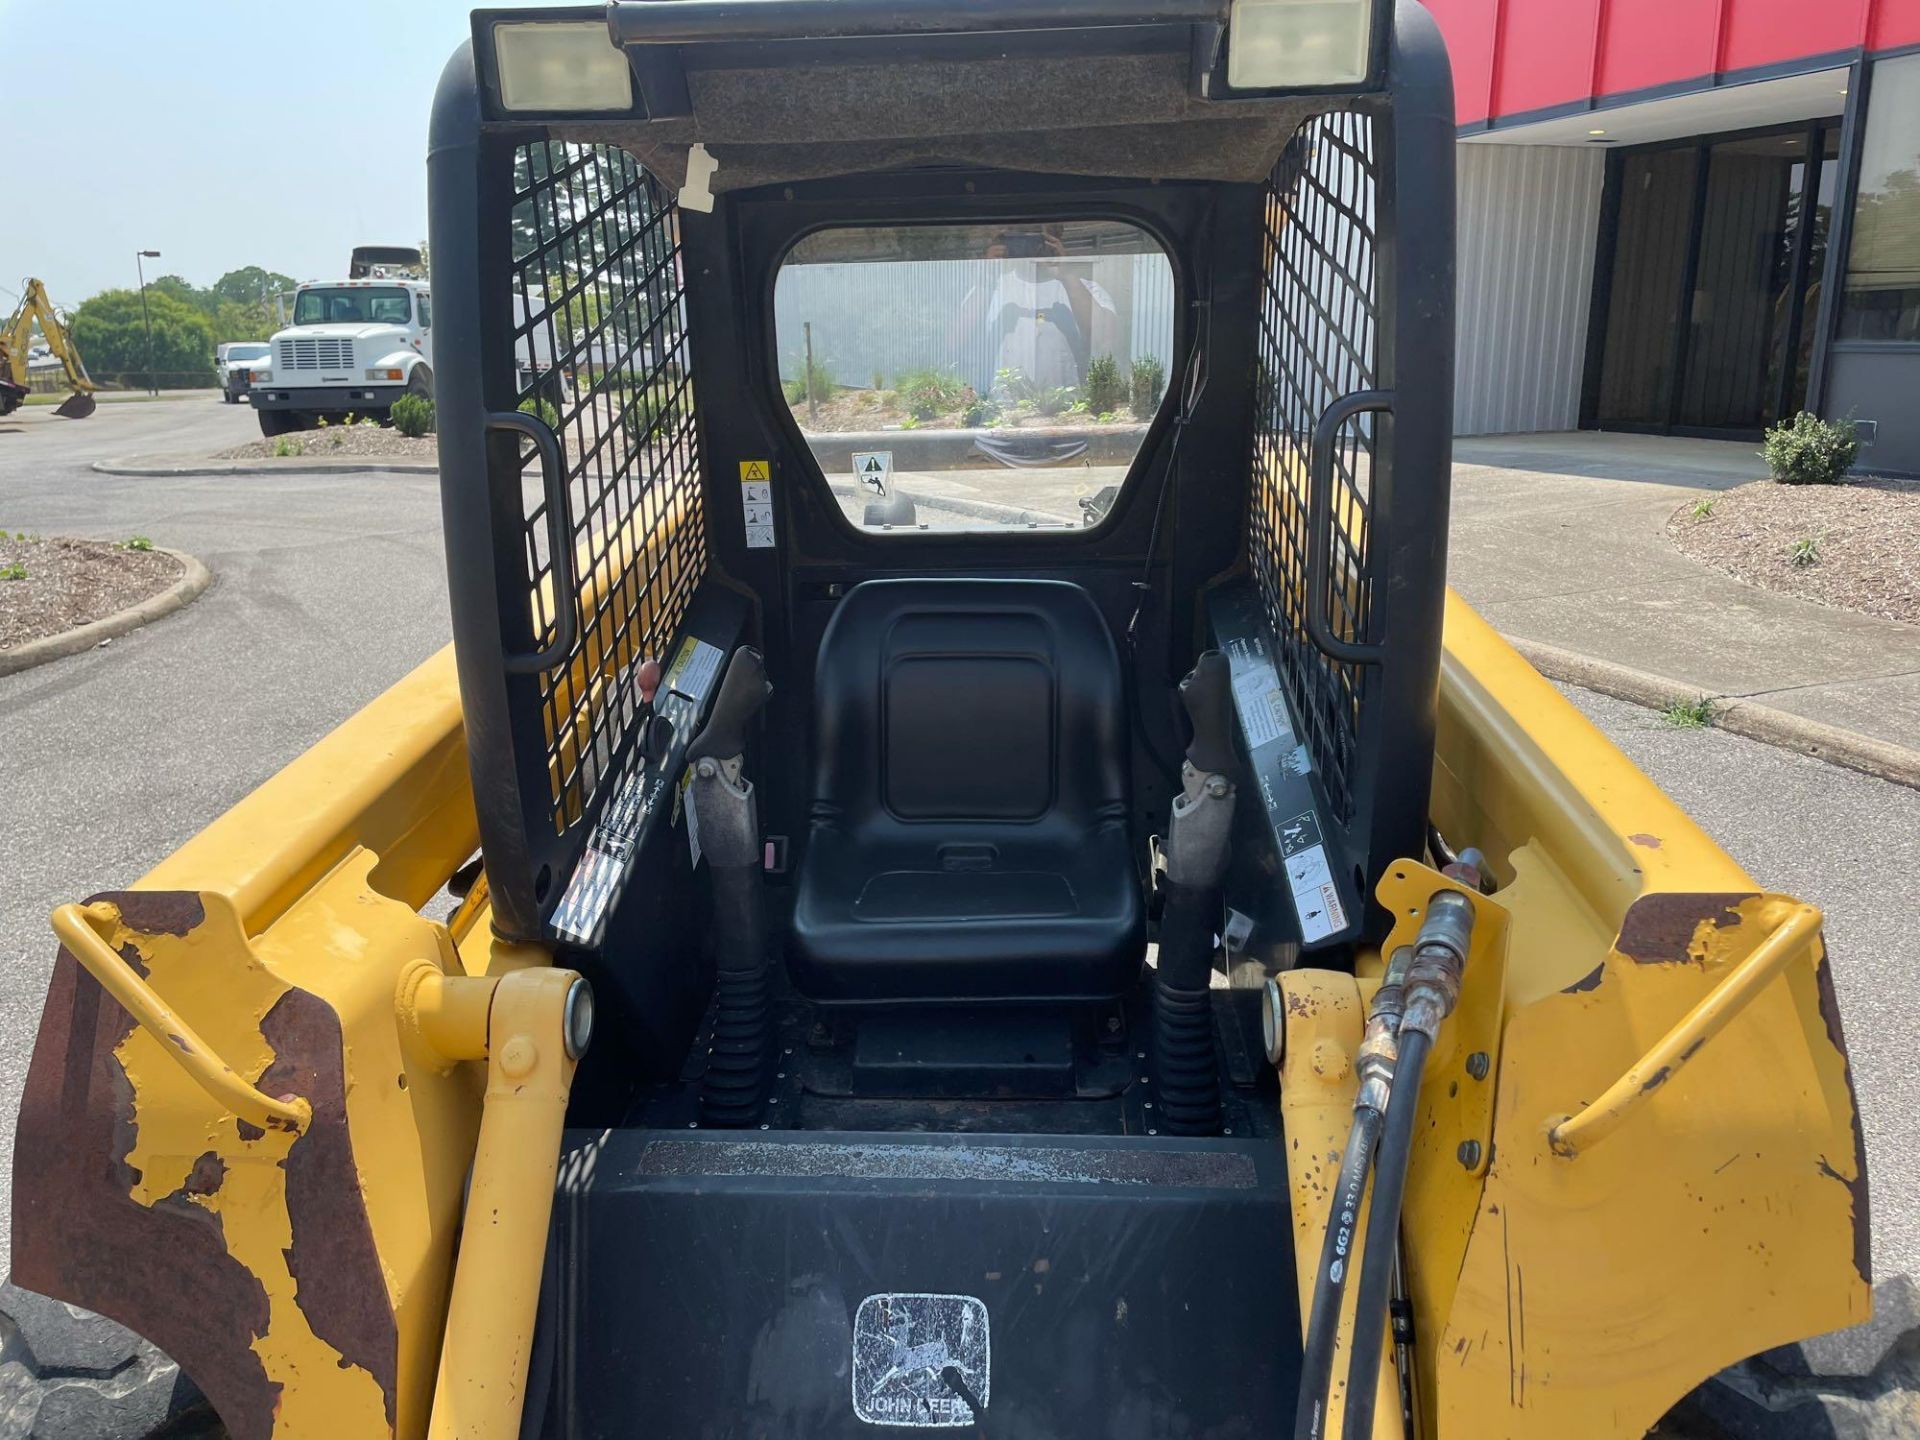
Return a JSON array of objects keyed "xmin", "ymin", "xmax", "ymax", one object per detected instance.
[{"xmin": 110, "ymin": 898, "xmax": 390, "ymax": 1434}]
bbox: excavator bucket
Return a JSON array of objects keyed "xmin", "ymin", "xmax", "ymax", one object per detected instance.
[{"xmin": 53, "ymin": 391, "xmax": 96, "ymax": 420}]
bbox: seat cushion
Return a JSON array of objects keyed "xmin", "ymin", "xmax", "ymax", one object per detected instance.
[{"xmin": 789, "ymin": 578, "xmax": 1146, "ymax": 1003}]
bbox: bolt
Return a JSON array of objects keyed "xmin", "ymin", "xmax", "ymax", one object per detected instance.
[
  {"xmin": 696, "ymin": 758, "xmax": 717, "ymax": 780},
  {"xmin": 1106, "ymin": 1015, "xmax": 1122, "ymax": 1034},
  {"xmin": 1457, "ymin": 1139, "xmax": 1482, "ymax": 1170},
  {"xmin": 1205, "ymin": 774, "xmax": 1230, "ymax": 799},
  {"xmin": 1466, "ymin": 1051, "xmax": 1490, "ymax": 1080}
]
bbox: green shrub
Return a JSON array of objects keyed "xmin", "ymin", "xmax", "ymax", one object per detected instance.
[
  {"xmin": 1761, "ymin": 411, "xmax": 1858, "ymax": 485},
  {"xmin": 1085, "ymin": 355, "xmax": 1126, "ymax": 417},
  {"xmin": 392, "ymin": 393, "xmax": 436, "ymax": 438},
  {"xmin": 961, "ymin": 396, "xmax": 997, "ymax": 428},
  {"xmin": 123, "ymin": 535, "xmax": 155, "ymax": 552},
  {"xmin": 1130, "ymin": 355, "xmax": 1166, "ymax": 420},
  {"xmin": 272, "ymin": 436, "xmax": 303, "ymax": 457},
  {"xmin": 896, "ymin": 368, "xmax": 968, "ymax": 422},
  {"xmin": 0, "ymin": 561, "xmax": 26, "ymax": 581},
  {"xmin": 518, "ymin": 395, "xmax": 560, "ymax": 429},
  {"xmin": 783, "ymin": 356, "xmax": 838, "ymax": 409}
]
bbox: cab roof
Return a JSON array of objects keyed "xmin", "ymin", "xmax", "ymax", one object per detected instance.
[{"xmin": 471, "ymin": 0, "xmax": 1391, "ymax": 194}]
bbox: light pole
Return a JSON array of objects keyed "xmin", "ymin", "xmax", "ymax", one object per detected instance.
[{"xmin": 135, "ymin": 250, "xmax": 161, "ymax": 396}]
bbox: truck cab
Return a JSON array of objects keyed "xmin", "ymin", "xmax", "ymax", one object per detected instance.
[{"xmin": 248, "ymin": 270, "xmax": 433, "ymax": 436}]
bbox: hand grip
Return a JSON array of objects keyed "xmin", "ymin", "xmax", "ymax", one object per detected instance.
[
  {"xmin": 687, "ymin": 647, "xmax": 771, "ymax": 763},
  {"xmin": 1180, "ymin": 650, "xmax": 1237, "ymax": 774},
  {"xmin": 488, "ymin": 409, "xmax": 577, "ymax": 675},
  {"xmin": 1306, "ymin": 389, "xmax": 1393, "ymax": 666},
  {"xmin": 50, "ymin": 902, "xmax": 311, "ymax": 1134}
]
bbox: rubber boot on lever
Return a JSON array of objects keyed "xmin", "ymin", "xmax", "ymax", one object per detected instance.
[
  {"xmin": 688, "ymin": 647, "xmax": 775, "ymax": 1127},
  {"xmin": 1154, "ymin": 650, "xmax": 1236, "ymax": 1136}
]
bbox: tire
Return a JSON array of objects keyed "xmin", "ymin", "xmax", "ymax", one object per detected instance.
[
  {"xmin": 0, "ymin": 1282, "xmax": 222, "ymax": 1438},
  {"xmin": 407, "ymin": 366, "xmax": 433, "ymax": 400},
  {"xmin": 256, "ymin": 410, "xmax": 307, "ymax": 438}
]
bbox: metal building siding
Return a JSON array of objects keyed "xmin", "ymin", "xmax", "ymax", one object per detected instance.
[{"xmin": 1454, "ymin": 144, "xmax": 1605, "ymax": 436}]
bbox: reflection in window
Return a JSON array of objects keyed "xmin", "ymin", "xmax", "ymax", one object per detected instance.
[
  {"xmin": 774, "ymin": 221, "xmax": 1176, "ymax": 533},
  {"xmin": 1840, "ymin": 52, "xmax": 1920, "ymax": 343}
]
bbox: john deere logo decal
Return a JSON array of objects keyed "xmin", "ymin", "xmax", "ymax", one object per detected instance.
[{"xmin": 852, "ymin": 1293, "xmax": 989, "ymax": 1427}]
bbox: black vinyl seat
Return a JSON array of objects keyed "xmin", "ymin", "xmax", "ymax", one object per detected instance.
[{"xmin": 790, "ymin": 579, "xmax": 1146, "ymax": 1003}]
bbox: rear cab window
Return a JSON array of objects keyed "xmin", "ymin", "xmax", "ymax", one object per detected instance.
[{"xmin": 774, "ymin": 220, "xmax": 1175, "ymax": 533}]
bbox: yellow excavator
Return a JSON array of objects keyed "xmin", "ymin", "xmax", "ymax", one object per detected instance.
[{"xmin": 2, "ymin": 277, "xmax": 97, "ymax": 419}]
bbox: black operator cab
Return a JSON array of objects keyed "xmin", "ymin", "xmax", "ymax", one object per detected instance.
[{"xmin": 430, "ymin": 0, "xmax": 1454, "ymax": 1432}]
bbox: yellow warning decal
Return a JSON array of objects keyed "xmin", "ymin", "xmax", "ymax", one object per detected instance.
[{"xmin": 740, "ymin": 459, "xmax": 770, "ymax": 482}]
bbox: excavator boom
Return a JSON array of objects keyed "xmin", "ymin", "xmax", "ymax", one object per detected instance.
[{"xmin": 2, "ymin": 278, "xmax": 97, "ymax": 419}]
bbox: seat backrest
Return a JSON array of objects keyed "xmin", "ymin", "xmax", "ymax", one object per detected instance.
[{"xmin": 811, "ymin": 579, "xmax": 1129, "ymax": 839}]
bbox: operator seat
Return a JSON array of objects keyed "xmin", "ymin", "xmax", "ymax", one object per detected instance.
[{"xmin": 790, "ymin": 579, "xmax": 1146, "ymax": 1003}]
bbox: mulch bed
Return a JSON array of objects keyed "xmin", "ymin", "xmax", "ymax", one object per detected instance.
[
  {"xmin": 215, "ymin": 425, "xmax": 438, "ymax": 462},
  {"xmin": 1668, "ymin": 477, "xmax": 1920, "ymax": 626},
  {"xmin": 0, "ymin": 536, "xmax": 184, "ymax": 652}
]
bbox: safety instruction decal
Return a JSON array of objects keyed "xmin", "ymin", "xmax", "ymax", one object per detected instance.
[
  {"xmin": 740, "ymin": 459, "xmax": 775, "ymax": 550},
  {"xmin": 1216, "ymin": 608, "xmax": 1359, "ymax": 950},
  {"xmin": 550, "ymin": 636, "xmax": 726, "ymax": 946},
  {"xmin": 852, "ymin": 450, "xmax": 894, "ymax": 498},
  {"xmin": 1278, "ymin": 809, "xmax": 1348, "ymax": 944}
]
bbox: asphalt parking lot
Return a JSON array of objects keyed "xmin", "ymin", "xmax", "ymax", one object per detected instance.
[{"xmin": 0, "ymin": 392, "xmax": 1915, "ymax": 1310}]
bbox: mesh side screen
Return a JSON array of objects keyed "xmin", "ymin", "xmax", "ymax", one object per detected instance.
[
  {"xmin": 1250, "ymin": 110, "xmax": 1381, "ymax": 824},
  {"xmin": 509, "ymin": 141, "xmax": 708, "ymax": 834}
]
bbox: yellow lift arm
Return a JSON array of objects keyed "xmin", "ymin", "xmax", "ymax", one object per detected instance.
[{"xmin": 2, "ymin": 278, "xmax": 97, "ymax": 419}]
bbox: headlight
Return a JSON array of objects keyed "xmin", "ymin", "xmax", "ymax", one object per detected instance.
[
  {"xmin": 250, "ymin": 369, "xmax": 272, "ymax": 384},
  {"xmin": 1228, "ymin": 0, "xmax": 1374, "ymax": 88},
  {"xmin": 367, "ymin": 368, "xmax": 406, "ymax": 382},
  {"xmin": 493, "ymin": 19, "xmax": 635, "ymax": 113}
]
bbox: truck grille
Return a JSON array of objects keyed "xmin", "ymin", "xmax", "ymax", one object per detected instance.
[{"xmin": 278, "ymin": 337, "xmax": 354, "ymax": 371}]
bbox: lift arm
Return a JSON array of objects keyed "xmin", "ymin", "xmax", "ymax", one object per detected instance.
[{"xmin": 3, "ymin": 278, "xmax": 97, "ymax": 418}]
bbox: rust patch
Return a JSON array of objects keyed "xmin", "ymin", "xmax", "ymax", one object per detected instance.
[
  {"xmin": 1812, "ymin": 944, "xmax": 1872, "ymax": 1288},
  {"xmin": 1561, "ymin": 964, "xmax": 1605, "ymax": 995},
  {"xmin": 235, "ymin": 1118, "xmax": 265, "ymax": 1143},
  {"xmin": 182, "ymin": 1151, "xmax": 227, "ymax": 1198},
  {"xmin": 261, "ymin": 989, "xmax": 399, "ymax": 1429},
  {"xmin": 1626, "ymin": 833, "xmax": 1664, "ymax": 850},
  {"xmin": 1614, "ymin": 892, "xmax": 1757, "ymax": 966},
  {"xmin": 12, "ymin": 891, "xmax": 280, "ymax": 1440},
  {"xmin": 1639, "ymin": 1066, "xmax": 1671, "ymax": 1095}
]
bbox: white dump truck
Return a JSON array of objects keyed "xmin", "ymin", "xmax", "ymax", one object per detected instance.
[{"xmin": 247, "ymin": 247, "xmax": 434, "ymax": 436}]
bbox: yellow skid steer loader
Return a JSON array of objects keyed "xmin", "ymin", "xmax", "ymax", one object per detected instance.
[{"xmin": 10, "ymin": 3, "xmax": 1867, "ymax": 1437}]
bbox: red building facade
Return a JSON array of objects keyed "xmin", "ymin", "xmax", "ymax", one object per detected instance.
[{"xmin": 1419, "ymin": 0, "xmax": 1920, "ymax": 470}]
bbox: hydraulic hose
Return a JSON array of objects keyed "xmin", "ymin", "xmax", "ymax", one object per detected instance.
[
  {"xmin": 1338, "ymin": 1025, "xmax": 1433, "ymax": 1440},
  {"xmin": 1293, "ymin": 950, "xmax": 1411, "ymax": 1440},
  {"xmin": 1341, "ymin": 888, "xmax": 1474, "ymax": 1440},
  {"xmin": 1293, "ymin": 1105, "xmax": 1386, "ymax": 1440}
]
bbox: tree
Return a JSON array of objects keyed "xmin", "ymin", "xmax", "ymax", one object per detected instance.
[
  {"xmin": 148, "ymin": 274, "xmax": 216, "ymax": 313},
  {"xmin": 211, "ymin": 266, "xmax": 298, "ymax": 309},
  {"xmin": 71, "ymin": 288, "xmax": 216, "ymax": 389},
  {"xmin": 212, "ymin": 299, "xmax": 276, "ymax": 344}
]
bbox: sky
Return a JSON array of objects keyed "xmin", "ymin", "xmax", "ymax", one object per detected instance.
[{"xmin": 2, "ymin": 0, "xmax": 574, "ymax": 311}]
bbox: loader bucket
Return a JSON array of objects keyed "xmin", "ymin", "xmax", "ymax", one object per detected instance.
[{"xmin": 53, "ymin": 392, "xmax": 97, "ymax": 420}]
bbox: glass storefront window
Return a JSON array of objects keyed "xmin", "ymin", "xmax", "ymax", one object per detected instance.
[{"xmin": 1840, "ymin": 52, "xmax": 1920, "ymax": 343}]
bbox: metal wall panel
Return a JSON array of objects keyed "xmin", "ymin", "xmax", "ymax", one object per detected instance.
[{"xmin": 1454, "ymin": 143, "xmax": 1605, "ymax": 435}]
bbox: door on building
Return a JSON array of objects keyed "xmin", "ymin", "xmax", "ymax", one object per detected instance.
[{"xmin": 1587, "ymin": 121, "xmax": 1841, "ymax": 437}]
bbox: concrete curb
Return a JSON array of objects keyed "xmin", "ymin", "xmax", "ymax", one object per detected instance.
[
  {"xmin": 0, "ymin": 548, "xmax": 212, "ymax": 677},
  {"xmin": 92, "ymin": 457, "xmax": 437, "ymax": 477},
  {"xmin": 1513, "ymin": 637, "xmax": 1920, "ymax": 794}
]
